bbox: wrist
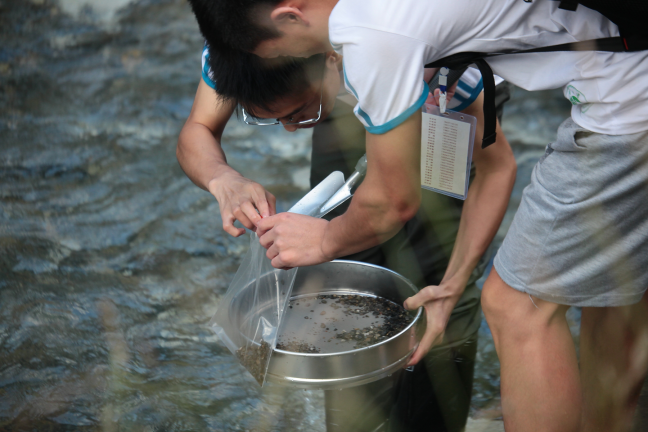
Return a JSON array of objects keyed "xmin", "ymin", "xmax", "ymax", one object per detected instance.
[
  {"xmin": 319, "ymin": 220, "xmax": 338, "ymax": 261},
  {"xmin": 207, "ymin": 167, "xmax": 242, "ymax": 195},
  {"xmin": 440, "ymin": 268, "xmax": 473, "ymax": 294}
]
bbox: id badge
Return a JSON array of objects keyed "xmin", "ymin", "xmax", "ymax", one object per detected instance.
[{"xmin": 420, "ymin": 104, "xmax": 476, "ymax": 200}]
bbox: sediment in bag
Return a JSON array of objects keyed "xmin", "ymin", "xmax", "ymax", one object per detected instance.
[
  {"xmin": 236, "ymin": 341, "xmax": 273, "ymax": 385},
  {"xmin": 209, "ymin": 232, "xmax": 297, "ymax": 386}
]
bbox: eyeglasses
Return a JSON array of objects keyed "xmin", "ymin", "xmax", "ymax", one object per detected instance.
[{"xmin": 241, "ymin": 79, "xmax": 324, "ymax": 127}]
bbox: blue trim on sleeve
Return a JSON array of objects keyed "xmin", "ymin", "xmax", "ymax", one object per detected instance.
[
  {"xmin": 364, "ymin": 82, "xmax": 430, "ymax": 135},
  {"xmin": 342, "ymin": 65, "xmax": 359, "ymax": 100},
  {"xmin": 202, "ymin": 51, "xmax": 217, "ymax": 90},
  {"xmin": 453, "ymin": 78, "xmax": 483, "ymax": 112},
  {"xmin": 343, "ymin": 64, "xmax": 376, "ymax": 126},
  {"xmin": 355, "ymin": 106, "xmax": 375, "ymax": 127},
  {"xmin": 203, "ymin": 71, "xmax": 216, "ymax": 90},
  {"xmin": 202, "ymin": 70, "xmax": 217, "ymax": 89}
]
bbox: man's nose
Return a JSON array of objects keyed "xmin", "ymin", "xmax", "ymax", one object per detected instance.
[
  {"xmin": 279, "ymin": 117, "xmax": 297, "ymax": 131},
  {"xmin": 282, "ymin": 123, "xmax": 298, "ymax": 132}
]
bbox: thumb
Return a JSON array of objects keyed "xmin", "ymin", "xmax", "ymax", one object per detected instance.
[
  {"xmin": 404, "ymin": 288, "xmax": 430, "ymax": 311},
  {"xmin": 404, "ymin": 285, "xmax": 441, "ymax": 310},
  {"xmin": 255, "ymin": 213, "xmax": 274, "ymax": 236},
  {"xmin": 433, "ymin": 88, "xmax": 442, "ymax": 106}
]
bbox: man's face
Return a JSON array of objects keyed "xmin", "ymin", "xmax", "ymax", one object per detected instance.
[{"xmin": 247, "ymin": 56, "xmax": 341, "ymax": 132}]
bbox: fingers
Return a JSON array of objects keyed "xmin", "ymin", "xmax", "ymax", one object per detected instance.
[
  {"xmin": 434, "ymin": 88, "xmax": 442, "ymax": 106},
  {"xmin": 212, "ymin": 178, "xmax": 275, "ymax": 234},
  {"xmin": 254, "ymin": 195, "xmax": 269, "ymax": 219},
  {"xmin": 271, "ymin": 254, "xmax": 286, "ymax": 269},
  {"xmin": 240, "ymin": 201, "xmax": 263, "ymax": 226},
  {"xmin": 256, "ymin": 213, "xmax": 282, "ymax": 237},
  {"xmin": 266, "ymin": 191, "xmax": 277, "ymax": 216},
  {"xmin": 240, "ymin": 181, "xmax": 272, "ymax": 218},
  {"xmin": 222, "ymin": 219, "xmax": 246, "ymax": 237},
  {"xmin": 259, "ymin": 228, "xmax": 277, "ymax": 250},
  {"xmin": 270, "ymin": 251, "xmax": 296, "ymax": 270},
  {"xmin": 404, "ymin": 292, "xmax": 424, "ymax": 311},
  {"xmin": 425, "ymin": 91, "xmax": 436, "ymax": 107},
  {"xmin": 408, "ymin": 308, "xmax": 445, "ymax": 366},
  {"xmin": 221, "ymin": 210, "xmax": 246, "ymax": 237},
  {"xmin": 246, "ymin": 185, "xmax": 269, "ymax": 218},
  {"xmin": 404, "ymin": 285, "xmax": 447, "ymax": 366},
  {"xmin": 408, "ymin": 346, "xmax": 425, "ymax": 366},
  {"xmin": 225, "ymin": 191, "xmax": 274, "ymax": 235},
  {"xmin": 403, "ymin": 285, "xmax": 437, "ymax": 311},
  {"xmin": 265, "ymin": 242, "xmax": 287, "ymax": 269},
  {"xmin": 261, "ymin": 229, "xmax": 298, "ymax": 269}
]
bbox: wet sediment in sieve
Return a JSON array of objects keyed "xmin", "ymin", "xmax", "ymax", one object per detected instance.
[{"xmin": 276, "ymin": 294, "xmax": 413, "ymax": 353}]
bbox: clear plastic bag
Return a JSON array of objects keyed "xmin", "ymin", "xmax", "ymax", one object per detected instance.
[
  {"xmin": 209, "ymin": 170, "xmax": 351, "ymax": 385},
  {"xmin": 209, "ymin": 232, "xmax": 297, "ymax": 386}
]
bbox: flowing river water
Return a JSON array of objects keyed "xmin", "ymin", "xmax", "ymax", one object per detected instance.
[{"xmin": 1, "ymin": 0, "xmax": 582, "ymax": 430}]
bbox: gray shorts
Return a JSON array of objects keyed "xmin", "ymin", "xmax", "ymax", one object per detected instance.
[{"xmin": 494, "ymin": 118, "xmax": 648, "ymax": 307}]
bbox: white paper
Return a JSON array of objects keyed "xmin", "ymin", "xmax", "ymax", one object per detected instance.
[{"xmin": 421, "ymin": 111, "xmax": 472, "ymax": 197}]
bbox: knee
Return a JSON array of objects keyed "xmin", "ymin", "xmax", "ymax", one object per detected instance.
[
  {"xmin": 481, "ymin": 269, "xmax": 512, "ymax": 328},
  {"xmin": 482, "ymin": 276, "xmax": 535, "ymax": 349},
  {"xmin": 481, "ymin": 268, "xmax": 568, "ymax": 339}
]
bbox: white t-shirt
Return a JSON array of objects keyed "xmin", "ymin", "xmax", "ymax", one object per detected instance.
[{"xmin": 329, "ymin": 0, "xmax": 648, "ymax": 135}]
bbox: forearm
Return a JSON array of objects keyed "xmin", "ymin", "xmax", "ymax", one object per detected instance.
[
  {"xmin": 443, "ymin": 164, "xmax": 514, "ymax": 287},
  {"xmin": 321, "ymin": 113, "xmax": 422, "ymax": 259},
  {"xmin": 442, "ymin": 123, "xmax": 516, "ymax": 289},
  {"xmin": 176, "ymin": 80, "xmax": 240, "ymax": 192},
  {"xmin": 176, "ymin": 121, "xmax": 241, "ymax": 191},
  {"xmin": 322, "ymin": 181, "xmax": 419, "ymax": 258}
]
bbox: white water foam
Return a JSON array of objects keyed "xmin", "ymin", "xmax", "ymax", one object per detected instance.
[{"xmin": 56, "ymin": 0, "xmax": 134, "ymax": 24}]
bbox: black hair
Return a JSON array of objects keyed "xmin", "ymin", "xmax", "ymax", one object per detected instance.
[
  {"xmin": 187, "ymin": 0, "xmax": 282, "ymax": 53},
  {"xmin": 207, "ymin": 45, "xmax": 324, "ymax": 117}
]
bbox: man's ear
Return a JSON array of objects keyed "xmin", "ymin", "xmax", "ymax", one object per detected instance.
[
  {"xmin": 327, "ymin": 51, "xmax": 341, "ymax": 62},
  {"xmin": 326, "ymin": 51, "xmax": 343, "ymax": 71},
  {"xmin": 270, "ymin": 6, "xmax": 309, "ymax": 27}
]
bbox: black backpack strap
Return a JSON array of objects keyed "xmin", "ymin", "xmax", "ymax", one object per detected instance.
[
  {"xmin": 558, "ymin": 0, "xmax": 579, "ymax": 11},
  {"xmin": 549, "ymin": 0, "xmax": 648, "ymax": 47},
  {"xmin": 473, "ymin": 59, "xmax": 497, "ymax": 148}
]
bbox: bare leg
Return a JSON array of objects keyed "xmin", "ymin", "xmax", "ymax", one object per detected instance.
[
  {"xmin": 482, "ymin": 267, "xmax": 581, "ymax": 432},
  {"xmin": 580, "ymin": 290, "xmax": 648, "ymax": 432}
]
